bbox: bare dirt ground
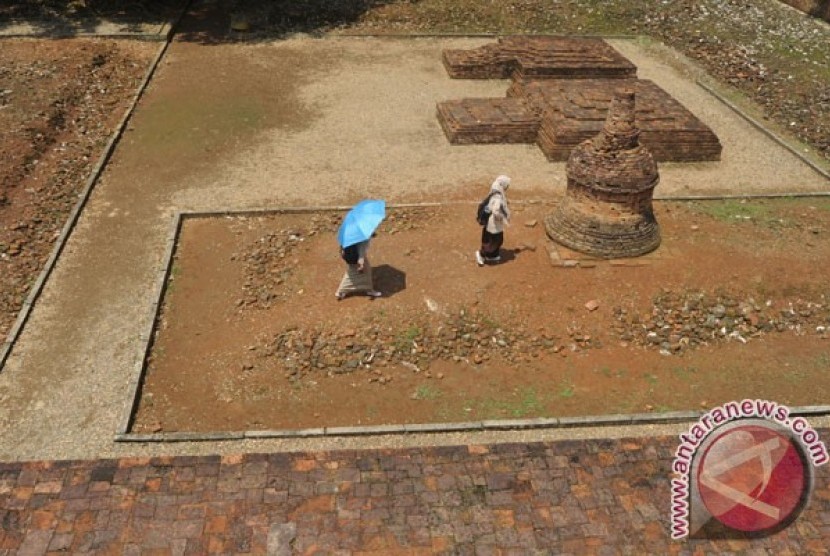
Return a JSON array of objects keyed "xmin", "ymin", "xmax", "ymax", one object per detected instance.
[
  {"xmin": 135, "ymin": 200, "xmax": 830, "ymax": 432},
  {"xmin": 0, "ymin": 39, "xmax": 157, "ymax": 339}
]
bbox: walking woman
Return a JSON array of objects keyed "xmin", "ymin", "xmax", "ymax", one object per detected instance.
[
  {"xmin": 335, "ymin": 199, "xmax": 385, "ymax": 300},
  {"xmin": 335, "ymin": 238, "xmax": 382, "ymax": 300},
  {"xmin": 476, "ymin": 175, "xmax": 511, "ymax": 265}
]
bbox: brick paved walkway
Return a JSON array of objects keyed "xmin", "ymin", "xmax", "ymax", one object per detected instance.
[{"xmin": 1, "ymin": 434, "xmax": 828, "ymax": 554}]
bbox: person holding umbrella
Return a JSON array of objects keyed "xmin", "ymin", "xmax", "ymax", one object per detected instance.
[{"xmin": 335, "ymin": 199, "xmax": 385, "ymax": 300}]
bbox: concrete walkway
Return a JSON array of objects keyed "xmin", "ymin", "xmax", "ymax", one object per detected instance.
[{"xmin": 2, "ymin": 435, "xmax": 828, "ymax": 554}]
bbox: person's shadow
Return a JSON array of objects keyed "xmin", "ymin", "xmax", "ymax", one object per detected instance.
[
  {"xmin": 499, "ymin": 247, "xmax": 523, "ymax": 264},
  {"xmin": 499, "ymin": 248, "xmax": 520, "ymax": 263},
  {"xmin": 373, "ymin": 265, "xmax": 406, "ymax": 297}
]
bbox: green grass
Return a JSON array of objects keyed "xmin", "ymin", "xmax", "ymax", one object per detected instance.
[
  {"xmin": 597, "ymin": 366, "xmax": 628, "ymax": 379},
  {"xmin": 473, "ymin": 387, "xmax": 548, "ymax": 419},
  {"xmin": 512, "ymin": 388, "xmax": 545, "ymax": 417},
  {"xmin": 689, "ymin": 200, "xmax": 801, "ymax": 229},
  {"xmin": 691, "ymin": 200, "xmax": 771, "ymax": 222},
  {"xmin": 164, "ymin": 260, "xmax": 182, "ymax": 295},
  {"xmin": 411, "ymin": 384, "xmax": 442, "ymax": 401},
  {"xmin": 395, "ymin": 325, "xmax": 422, "ymax": 351},
  {"xmin": 558, "ymin": 382, "xmax": 575, "ymax": 399}
]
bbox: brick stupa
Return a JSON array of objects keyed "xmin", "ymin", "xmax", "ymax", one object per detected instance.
[{"xmin": 545, "ymin": 89, "xmax": 660, "ymax": 258}]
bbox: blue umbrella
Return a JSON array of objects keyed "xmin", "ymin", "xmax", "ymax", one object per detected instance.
[{"xmin": 337, "ymin": 199, "xmax": 386, "ymax": 248}]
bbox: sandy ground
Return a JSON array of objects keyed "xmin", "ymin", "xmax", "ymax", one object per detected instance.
[{"xmin": 0, "ymin": 36, "xmax": 827, "ymax": 461}]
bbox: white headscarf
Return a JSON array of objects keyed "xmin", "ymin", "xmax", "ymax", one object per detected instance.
[
  {"xmin": 486, "ymin": 175, "xmax": 511, "ymax": 232},
  {"xmin": 491, "ymin": 175, "xmax": 511, "ymax": 195}
]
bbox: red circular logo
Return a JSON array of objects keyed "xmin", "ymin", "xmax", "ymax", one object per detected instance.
[{"xmin": 696, "ymin": 422, "xmax": 810, "ymax": 532}]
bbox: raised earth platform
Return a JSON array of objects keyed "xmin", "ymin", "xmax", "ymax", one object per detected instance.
[{"xmin": 437, "ymin": 37, "xmax": 722, "ymax": 162}]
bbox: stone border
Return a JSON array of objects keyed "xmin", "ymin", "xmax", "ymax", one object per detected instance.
[
  {"xmin": 0, "ymin": 0, "xmax": 191, "ymax": 40},
  {"xmin": 0, "ymin": 27, "xmax": 178, "ymax": 371},
  {"xmin": 115, "ymin": 203, "xmax": 830, "ymax": 443},
  {"xmin": 335, "ymin": 33, "xmax": 639, "ymax": 39},
  {"xmin": 115, "ymin": 203, "xmax": 442, "ymax": 440}
]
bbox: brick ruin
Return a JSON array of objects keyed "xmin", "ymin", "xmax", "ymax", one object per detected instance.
[
  {"xmin": 442, "ymin": 36, "xmax": 637, "ymax": 80},
  {"xmin": 544, "ymin": 89, "xmax": 661, "ymax": 258},
  {"xmin": 437, "ymin": 37, "xmax": 721, "ymax": 162}
]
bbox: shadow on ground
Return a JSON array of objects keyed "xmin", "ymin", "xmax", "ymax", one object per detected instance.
[
  {"xmin": 0, "ymin": 0, "xmax": 406, "ymax": 41},
  {"xmin": 373, "ymin": 264, "xmax": 406, "ymax": 297}
]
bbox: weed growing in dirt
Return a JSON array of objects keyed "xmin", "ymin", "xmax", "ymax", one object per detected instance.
[
  {"xmin": 558, "ymin": 382, "xmax": 575, "ymax": 399},
  {"xmin": 411, "ymin": 384, "xmax": 441, "ymax": 401},
  {"xmin": 691, "ymin": 200, "xmax": 771, "ymax": 223},
  {"xmin": 511, "ymin": 388, "xmax": 544, "ymax": 418},
  {"xmin": 163, "ymin": 259, "xmax": 182, "ymax": 296},
  {"xmin": 594, "ymin": 366, "xmax": 629, "ymax": 379},
  {"xmin": 394, "ymin": 325, "xmax": 422, "ymax": 352},
  {"xmin": 472, "ymin": 387, "xmax": 547, "ymax": 419}
]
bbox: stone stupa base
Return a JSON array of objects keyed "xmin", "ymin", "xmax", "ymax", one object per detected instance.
[{"xmin": 544, "ymin": 210, "xmax": 661, "ymax": 259}]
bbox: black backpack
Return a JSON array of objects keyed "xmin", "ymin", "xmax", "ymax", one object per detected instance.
[
  {"xmin": 340, "ymin": 243, "xmax": 360, "ymax": 264},
  {"xmin": 476, "ymin": 192, "xmax": 499, "ymax": 225}
]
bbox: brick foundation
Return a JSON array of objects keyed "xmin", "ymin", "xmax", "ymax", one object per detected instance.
[
  {"xmin": 437, "ymin": 37, "xmax": 722, "ymax": 163},
  {"xmin": 545, "ymin": 90, "xmax": 662, "ymax": 259}
]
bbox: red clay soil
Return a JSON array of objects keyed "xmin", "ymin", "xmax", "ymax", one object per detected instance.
[
  {"xmin": 0, "ymin": 38, "xmax": 157, "ymax": 339},
  {"xmin": 134, "ymin": 199, "xmax": 830, "ymax": 433}
]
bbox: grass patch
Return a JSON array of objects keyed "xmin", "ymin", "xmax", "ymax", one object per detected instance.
[
  {"xmin": 411, "ymin": 384, "xmax": 442, "ymax": 401},
  {"xmin": 558, "ymin": 382, "xmax": 575, "ymax": 399},
  {"xmin": 395, "ymin": 325, "xmax": 422, "ymax": 352},
  {"xmin": 689, "ymin": 200, "xmax": 801, "ymax": 229},
  {"xmin": 474, "ymin": 387, "xmax": 547, "ymax": 419},
  {"xmin": 512, "ymin": 388, "xmax": 545, "ymax": 417},
  {"xmin": 595, "ymin": 366, "xmax": 627, "ymax": 379},
  {"xmin": 692, "ymin": 200, "xmax": 771, "ymax": 222}
]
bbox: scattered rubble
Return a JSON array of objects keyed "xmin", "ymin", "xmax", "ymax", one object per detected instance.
[
  {"xmin": 254, "ymin": 308, "xmax": 601, "ymax": 384},
  {"xmin": 235, "ymin": 208, "xmax": 439, "ymax": 310},
  {"xmin": 613, "ymin": 289, "xmax": 830, "ymax": 354},
  {"xmin": 0, "ymin": 40, "xmax": 156, "ymax": 339}
]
